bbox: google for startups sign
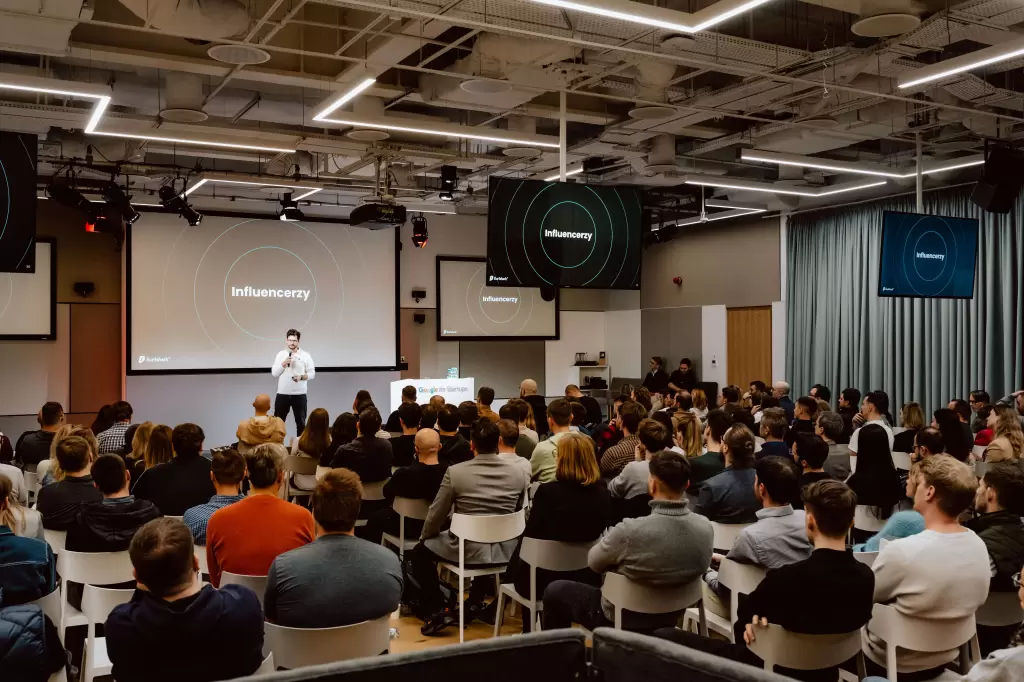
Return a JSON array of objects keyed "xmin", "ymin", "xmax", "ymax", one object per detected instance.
[{"xmin": 390, "ymin": 378, "xmax": 476, "ymax": 413}]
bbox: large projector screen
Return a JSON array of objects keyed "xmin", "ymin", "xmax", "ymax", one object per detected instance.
[
  {"xmin": 878, "ymin": 211, "xmax": 978, "ymax": 299},
  {"xmin": 0, "ymin": 132, "xmax": 37, "ymax": 273},
  {"xmin": 0, "ymin": 238, "xmax": 55, "ymax": 339},
  {"xmin": 128, "ymin": 214, "xmax": 399, "ymax": 373},
  {"xmin": 437, "ymin": 256, "xmax": 558, "ymax": 340}
]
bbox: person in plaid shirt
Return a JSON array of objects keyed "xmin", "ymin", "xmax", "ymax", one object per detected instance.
[
  {"xmin": 183, "ymin": 449, "xmax": 246, "ymax": 546},
  {"xmin": 97, "ymin": 401, "xmax": 134, "ymax": 454},
  {"xmin": 599, "ymin": 400, "xmax": 646, "ymax": 477}
]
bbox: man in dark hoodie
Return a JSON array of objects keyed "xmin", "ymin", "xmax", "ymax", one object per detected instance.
[
  {"xmin": 105, "ymin": 517, "xmax": 264, "ymax": 682},
  {"xmin": 66, "ymin": 454, "xmax": 162, "ymax": 608},
  {"xmin": 437, "ymin": 405, "xmax": 471, "ymax": 466}
]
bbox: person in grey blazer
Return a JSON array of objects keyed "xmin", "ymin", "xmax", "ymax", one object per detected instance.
[
  {"xmin": 411, "ymin": 419, "xmax": 530, "ymax": 634},
  {"xmin": 816, "ymin": 411, "xmax": 851, "ymax": 481}
]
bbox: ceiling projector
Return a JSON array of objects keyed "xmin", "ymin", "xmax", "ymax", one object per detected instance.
[{"xmin": 349, "ymin": 202, "xmax": 407, "ymax": 228}]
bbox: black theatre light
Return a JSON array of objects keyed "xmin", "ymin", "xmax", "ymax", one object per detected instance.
[{"xmin": 159, "ymin": 185, "xmax": 203, "ymax": 227}]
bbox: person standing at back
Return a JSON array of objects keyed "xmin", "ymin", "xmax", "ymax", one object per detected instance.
[
  {"xmin": 14, "ymin": 402, "xmax": 65, "ymax": 471},
  {"xmin": 205, "ymin": 444, "xmax": 315, "ymax": 587},
  {"xmin": 520, "ymin": 379, "xmax": 548, "ymax": 437},
  {"xmin": 105, "ymin": 518, "xmax": 264, "ymax": 682},
  {"xmin": 133, "ymin": 423, "xmax": 215, "ymax": 516}
]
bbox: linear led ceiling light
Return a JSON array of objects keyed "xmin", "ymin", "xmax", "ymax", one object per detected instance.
[
  {"xmin": 528, "ymin": 0, "xmax": 774, "ymax": 34},
  {"xmin": 313, "ymin": 112, "xmax": 561, "ymax": 149},
  {"xmin": 684, "ymin": 174, "xmax": 887, "ymax": 197},
  {"xmin": 674, "ymin": 206, "xmax": 766, "ymax": 227},
  {"xmin": 185, "ymin": 176, "xmax": 322, "ymax": 201},
  {"xmin": 740, "ymin": 150, "xmax": 985, "ymax": 180},
  {"xmin": 313, "ymin": 77, "xmax": 376, "ymax": 122},
  {"xmin": 899, "ymin": 38, "xmax": 1024, "ymax": 89},
  {"xmin": 543, "ymin": 166, "xmax": 584, "ymax": 181}
]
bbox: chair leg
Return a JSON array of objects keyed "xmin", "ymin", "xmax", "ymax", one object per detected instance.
[
  {"xmin": 493, "ymin": 589, "xmax": 507, "ymax": 638},
  {"xmin": 856, "ymin": 652, "xmax": 867, "ymax": 681},
  {"xmin": 886, "ymin": 644, "xmax": 898, "ymax": 682},
  {"xmin": 698, "ymin": 600, "xmax": 708, "ymax": 638},
  {"xmin": 458, "ymin": 570, "xmax": 465, "ymax": 643}
]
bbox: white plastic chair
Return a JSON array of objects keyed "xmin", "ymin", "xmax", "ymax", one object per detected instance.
[
  {"xmin": 27, "ymin": 588, "xmax": 62, "ymax": 635},
  {"xmin": 36, "ymin": 459, "xmax": 53, "ymax": 482},
  {"xmin": 493, "ymin": 538, "xmax": 594, "ymax": 635},
  {"xmin": 850, "ymin": 456, "xmax": 857, "ymax": 474},
  {"xmin": 55, "ymin": 549, "xmax": 134, "ymax": 640},
  {"xmin": 380, "ymin": 496, "xmax": 429, "ymax": 560},
  {"xmin": 283, "ymin": 455, "xmax": 318, "ymax": 503},
  {"xmin": 853, "ymin": 552, "xmax": 879, "ymax": 568},
  {"xmin": 43, "ymin": 529, "xmax": 66, "ymax": 556},
  {"xmin": 316, "ymin": 465, "xmax": 332, "ymax": 481},
  {"xmin": 976, "ymin": 591, "xmax": 1024, "ymax": 627},
  {"xmin": 891, "ymin": 451, "xmax": 912, "ymax": 470},
  {"xmin": 748, "ymin": 624, "xmax": 866, "ymax": 676},
  {"xmin": 25, "ymin": 471, "xmax": 39, "ymax": 505},
  {"xmin": 80, "ymin": 585, "xmax": 135, "ymax": 682},
  {"xmin": 252, "ymin": 653, "xmax": 275, "ymax": 676},
  {"xmin": 710, "ymin": 522, "xmax": 754, "ymax": 552},
  {"xmin": 853, "ymin": 506, "xmax": 890, "ymax": 534},
  {"xmin": 864, "ymin": 602, "xmax": 980, "ymax": 681},
  {"xmin": 355, "ymin": 479, "xmax": 389, "ymax": 527},
  {"xmin": 602, "ymin": 572, "xmax": 704, "ymax": 631},
  {"xmin": 264, "ymin": 615, "xmax": 390, "ymax": 669},
  {"xmin": 221, "ymin": 572, "xmax": 268, "ymax": 606},
  {"xmin": 891, "ymin": 427, "xmax": 907, "ymax": 436},
  {"xmin": 195, "ymin": 545, "xmax": 209, "ymax": 576},
  {"xmin": 438, "ymin": 510, "xmax": 526, "ymax": 642},
  {"xmin": 718, "ymin": 558, "xmax": 766, "ymax": 640}
]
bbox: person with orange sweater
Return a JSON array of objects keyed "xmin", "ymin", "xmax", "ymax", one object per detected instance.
[{"xmin": 206, "ymin": 443, "xmax": 315, "ymax": 587}]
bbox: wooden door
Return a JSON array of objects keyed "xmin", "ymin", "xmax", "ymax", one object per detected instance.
[{"xmin": 727, "ymin": 306, "xmax": 772, "ymax": 391}]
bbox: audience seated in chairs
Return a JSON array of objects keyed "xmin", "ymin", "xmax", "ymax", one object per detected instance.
[
  {"xmin": 436, "ymin": 405, "xmax": 472, "ymax": 467},
  {"xmin": 792, "ymin": 433, "xmax": 833, "ymax": 507},
  {"xmin": 757, "ymin": 408, "xmax": 791, "ymax": 460},
  {"xmin": 390, "ymin": 402, "xmax": 422, "ymax": 468},
  {"xmin": 411, "ymin": 419, "xmax": 530, "ymax": 635},
  {"xmin": 933, "ymin": 407, "xmax": 972, "ymax": 462},
  {"xmin": 984, "ymin": 405, "xmax": 1024, "ymax": 463},
  {"xmin": 599, "ymin": 400, "xmax": 646, "ymax": 478},
  {"xmin": 325, "ymin": 412, "xmax": 358, "ymax": 465},
  {"xmin": 785, "ymin": 397, "xmax": 819, "ymax": 447},
  {"xmin": 325, "ymin": 407, "xmax": 394, "ymax": 521},
  {"xmin": 511, "ymin": 396, "xmax": 540, "ymax": 446},
  {"xmin": 673, "ymin": 412, "xmax": 702, "ymax": 458},
  {"xmin": 363, "ymin": 429, "xmax": 447, "ymax": 546},
  {"xmin": 497, "ymin": 420, "xmax": 532, "ymax": 479},
  {"xmin": 567, "ymin": 384, "xmax": 604, "ymax": 426},
  {"xmin": 815, "ymin": 411, "xmax": 850, "ymax": 481},
  {"xmin": 105, "ymin": 517, "xmax": 265, "ymax": 682},
  {"xmin": 863, "ymin": 455, "xmax": 989, "ymax": 680},
  {"xmin": 520, "ymin": 379, "xmax": 548, "ymax": 437},
  {"xmin": 265, "ymin": 469, "xmax": 403, "ymax": 628},
  {"xmin": 657, "ymin": 479, "xmax": 874, "ymax": 682},
  {"xmin": 96, "ymin": 400, "xmax": 133, "ymax": 455},
  {"xmin": 499, "ymin": 401, "xmax": 536, "ymax": 460},
  {"xmin": 385, "ymin": 385, "xmax": 417, "ymax": 433},
  {"xmin": 964, "ymin": 462, "xmax": 1024, "ymax": 655},
  {"xmin": 608, "ymin": 418, "xmax": 670, "ymax": 519},
  {"xmin": 695, "ymin": 424, "xmax": 759, "ymax": 524},
  {"xmin": 182, "ymin": 448, "xmax": 246, "ymax": 546},
  {"xmin": 849, "ymin": 391, "xmax": 893, "ymax": 455},
  {"xmin": 127, "ymin": 424, "xmax": 172, "ymax": 492},
  {"xmin": 690, "ymin": 409, "xmax": 731, "ymax": 491},
  {"xmin": 291, "ymin": 407, "xmax": 331, "ymax": 492},
  {"xmin": 477, "ymin": 387, "xmax": 500, "ymax": 424},
  {"xmin": 0, "ymin": 474, "xmax": 55, "ymax": 605},
  {"xmin": 543, "ymin": 450, "xmax": 712, "ymax": 634},
  {"xmin": 235, "ymin": 394, "xmax": 286, "ymax": 455},
  {"xmin": 13, "ymin": 401, "xmax": 65, "ymax": 471},
  {"xmin": 457, "ymin": 402, "xmax": 478, "ymax": 441},
  {"xmin": 205, "ymin": 443, "xmax": 315, "ymax": 587},
  {"xmin": 846, "ymin": 424, "xmax": 903, "ymax": 541},
  {"xmin": 893, "ymin": 402, "xmax": 926, "ymax": 454},
  {"xmin": 702, "ymin": 456, "xmax": 812, "ymax": 619},
  {"xmin": 37, "ymin": 435, "xmax": 102, "ymax": 530},
  {"xmin": 0, "ymin": 473, "xmax": 42, "ymax": 540},
  {"xmin": 505, "ymin": 432, "xmax": 612, "ymax": 631},
  {"xmin": 530, "ymin": 398, "xmax": 575, "ymax": 484},
  {"xmin": 133, "ymin": 423, "xmax": 215, "ymax": 516}
]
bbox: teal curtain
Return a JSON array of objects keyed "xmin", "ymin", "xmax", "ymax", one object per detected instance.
[{"xmin": 786, "ymin": 186, "xmax": 1024, "ymax": 417}]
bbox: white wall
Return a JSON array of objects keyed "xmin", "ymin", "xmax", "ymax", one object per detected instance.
[
  {"xmin": 0, "ymin": 304, "xmax": 70, "ymax": 416},
  {"xmin": 701, "ymin": 305, "xmax": 727, "ymax": 389},
  {"xmin": 126, "ymin": 370, "xmax": 398, "ymax": 446},
  {"xmin": 604, "ymin": 310, "xmax": 642, "ymax": 380},
  {"xmin": 399, "ymin": 214, "xmax": 487, "ymax": 309},
  {"xmin": 544, "ymin": 311, "xmax": 606, "ymax": 396}
]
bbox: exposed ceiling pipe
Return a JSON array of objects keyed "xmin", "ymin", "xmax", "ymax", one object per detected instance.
[{"xmin": 114, "ymin": 0, "xmax": 249, "ymax": 40}]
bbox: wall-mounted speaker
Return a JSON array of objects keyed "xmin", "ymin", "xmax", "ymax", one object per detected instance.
[{"xmin": 971, "ymin": 144, "xmax": 1024, "ymax": 214}]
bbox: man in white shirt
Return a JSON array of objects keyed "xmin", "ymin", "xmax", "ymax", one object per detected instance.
[
  {"xmin": 848, "ymin": 390, "xmax": 893, "ymax": 456},
  {"xmin": 270, "ymin": 328, "xmax": 316, "ymax": 436},
  {"xmin": 863, "ymin": 455, "xmax": 989, "ymax": 677}
]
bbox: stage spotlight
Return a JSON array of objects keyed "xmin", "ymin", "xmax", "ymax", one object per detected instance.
[
  {"xmin": 102, "ymin": 181, "xmax": 141, "ymax": 225},
  {"xmin": 47, "ymin": 181, "xmax": 93, "ymax": 214},
  {"xmin": 85, "ymin": 204, "xmax": 126, "ymax": 251},
  {"xmin": 158, "ymin": 185, "xmax": 203, "ymax": 227},
  {"xmin": 411, "ymin": 214, "xmax": 428, "ymax": 248},
  {"xmin": 439, "ymin": 165, "xmax": 456, "ymax": 201},
  {"xmin": 278, "ymin": 192, "xmax": 304, "ymax": 222}
]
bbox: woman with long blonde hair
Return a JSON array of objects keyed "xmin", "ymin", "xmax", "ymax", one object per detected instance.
[
  {"xmin": 691, "ymin": 389, "xmax": 709, "ymax": 420},
  {"xmin": 985, "ymin": 406, "xmax": 1024, "ymax": 462},
  {"xmin": 674, "ymin": 412, "xmax": 702, "ymax": 457},
  {"xmin": 293, "ymin": 407, "xmax": 331, "ymax": 490},
  {"xmin": 0, "ymin": 473, "xmax": 43, "ymax": 539},
  {"xmin": 41, "ymin": 424, "xmax": 99, "ymax": 485},
  {"xmin": 130, "ymin": 424, "xmax": 173, "ymax": 492},
  {"xmin": 126, "ymin": 421, "xmax": 155, "ymax": 482}
]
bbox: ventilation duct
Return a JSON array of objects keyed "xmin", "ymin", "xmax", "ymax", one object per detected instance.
[
  {"xmin": 115, "ymin": 0, "xmax": 249, "ymax": 40},
  {"xmin": 628, "ymin": 62, "xmax": 677, "ymax": 120},
  {"xmin": 160, "ymin": 73, "xmax": 208, "ymax": 123},
  {"xmin": 347, "ymin": 97, "xmax": 390, "ymax": 141}
]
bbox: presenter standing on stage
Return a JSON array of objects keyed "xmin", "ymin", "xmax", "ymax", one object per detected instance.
[{"xmin": 271, "ymin": 328, "xmax": 315, "ymax": 435}]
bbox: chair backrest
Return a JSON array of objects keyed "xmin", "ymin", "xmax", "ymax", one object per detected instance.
[
  {"xmin": 43, "ymin": 529, "xmax": 66, "ymax": 555},
  {"xmin": 195, "ymin": 545, "xmax": 209, "ymax": 575},
  {"xmin": 362, "ymin": 479, "xmax": 388, "ymax": 501},
  {"xmin": 284, "ymin": 455, "xmax": 319, "ymax": 476},
  {"xmin": 868, "ymin": 603, "xmax": 978, "ymax": 653},
  {"xmin": 891, "ymin": 451, "xmax": 912, "ymax": 470},
  {"xmin": 528, "ymin": 482, "xmax": 541, "ymax": 500},
  {"xmin": 221, "ymin": 572, "xmax": 268, "ymax": 604},
  {"xmin": 853, "ymin": 552, "xmax": 878, "ymax": 567},
  {"xmin": 392, "ymin": 496, "xmax": 429, "ymax": 520},
  {"xmin": 520, "ymin": 538, "xmax": 594, "ymax": 573},
  {"xmin": 891, "ymin": 427, "xmax": 907, "ymax": 436},
  {"xmin": 27, "ymin": 588, "xmax": 62, "ymax": 627},
  {"xmin": 24, "ymin": 471, "xmax": 39, "ymax": 494},
  {"xmin": 717, "ymin": 558, "xmax": 765, "ymax": 596},
  {"xmin": 854, "ymin": 505, "xmax": 890, "ymax": 533},
  {"xmin": 264, "ymin": 614, "xmax": 391, "ymax": 669},
  {"xmin": 747, "ymin": 624, "xmax": 863, "ymax": 671},
  {"xmin": 602, "ymin": 572, "xmax": 702, "ymax": 615},
  {"xmin": 254, "ymin": 652, "xmax": 275, "ymax": 676},
  {"xmin": 36, "ymin": 459, "xmax": 52, "ymax": 479},
  {"xmin": 450, "ymin": 509, "xmax": 527, "ymax": 544},
  {"xmin": 972, "ymin": 445, "xmax": 986, "ymax": 461},
  {"xmin": 710, "ymin": 522, "xmax": 753, "ymax": 552},
  {"xmin": 56, "ymin": 550, "xmax": 134, "ymax": 585},
  {"xmin": 976, "ymin": 590, "xmax": 1024, "ymax": 627},
  {"xmin": 316, "ymin": 465, "xmax": 332, "ymax": 481},
  {"xmin": 81, "ymin": 585, "xmax": 135, "ymax": 625}
]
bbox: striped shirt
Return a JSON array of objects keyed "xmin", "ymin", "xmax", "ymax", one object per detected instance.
[
  {"xmin": 183, "ymin": 494, "xmax": 245, "ymax": 546},
  {"xmin": 97, "ymin": 422, "xmax": 132, "ymax": 454}
]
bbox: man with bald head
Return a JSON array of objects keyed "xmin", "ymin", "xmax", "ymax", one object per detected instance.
[
  {"xmin": 773, "ymin": 381, "xmax": 795, "ymax": 424},
  {"xmin": 364, "ymin": 428, "xmax": 447, "ymax": 545},
  {"xmin": 520, "ymin": 379, "xmax": 549, "ymax": 437},
  {"xmin": 236, "ymin": 394, "xmax": 287, "ymax": 454}
]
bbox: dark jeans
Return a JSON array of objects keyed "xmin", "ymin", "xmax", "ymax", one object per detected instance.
[
  {"xmin": 274, "ymin": 393, "xmax": 308, "ymax": 435},
  {"xmin": 409, "ymin": 543, "xmax": 494, "ymax": 616}
]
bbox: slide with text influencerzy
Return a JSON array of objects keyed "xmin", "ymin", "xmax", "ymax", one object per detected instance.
[{"xmin": 129, "ymin": 214, "xmax": 397, "ymax": 372}]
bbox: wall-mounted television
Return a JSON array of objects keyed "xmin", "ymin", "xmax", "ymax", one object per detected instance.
[
  {"xmin": 878, "ymin": 211, "xmax": 978, "ymax": 299},
  {"xmin": 486, "ymin": 177, "xmax": 643, "ymax": 290},
  {"xmin": 0, "ymin": 132, "xmax": 38, "ymax": 273}
]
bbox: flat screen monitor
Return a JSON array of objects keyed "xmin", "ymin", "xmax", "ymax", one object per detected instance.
[
  {"xmin": 0, "ymin": 132, "xmax": 38, "ymax": 273},
  {"xmin": 437, "ymin": 256, "xmax": 558, "ymax": 340},
  {"xmin": 0, "ymin": 238, "xmax": 55, "ymax": 339},
  {"xmin": 486, "ymin": 178, "xmax": 643, "ymax": 290},
  {"xmin": 878, "ymin": 211, "xmax": 978, "ymax": 299}
]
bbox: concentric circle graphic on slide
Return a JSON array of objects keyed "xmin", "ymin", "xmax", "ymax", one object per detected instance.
[
  {"xmin": 465, "ymin": 265, "xmax": 535, "ymax": 335},
  {"xmin": 893, "ymin": 215, "xmax": 959, "ymax": 296},
  {"xmin": 489, "ymin": 178, "xmax": 642, "ymax": 289}
]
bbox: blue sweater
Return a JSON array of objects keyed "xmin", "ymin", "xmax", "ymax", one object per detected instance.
[{"xmin": 853, "ymin": 511, "xmax": 925, "ymax": 552}]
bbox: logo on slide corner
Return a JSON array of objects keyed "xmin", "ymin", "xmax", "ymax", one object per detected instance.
[
  {"xmin": 138, "ymin": 356, "xmax": 171, "ymax": 364},
  {"xmin": 488, "ymin": 275, "xmax": 508, "ymax": 282}
]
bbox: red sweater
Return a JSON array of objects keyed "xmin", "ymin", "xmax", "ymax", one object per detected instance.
[{"xmin": 206, "ymin": 494, "xmax": 315, "ymax": 587}]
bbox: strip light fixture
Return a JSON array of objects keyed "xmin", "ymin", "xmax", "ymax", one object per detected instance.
[
  {"xmin": 684, "ymin": 174, "xmax": 887, "ymax": 197},
  {"xmin": 528, "ymin": 0, "xmax": 775, "ymax": 34},
  {"xmin": 898, "ymin": 38, "xmax": 1024, "ymax": 89},
  {"xmin": 543, "ymin": 166, "xmax": 584, "ymax": 181},
  {"xmin": 740, "ymin": 150, "xmax": 985, "ymax": 180},
  {"xmin": 313, "ymin": 77, "xmax": 377, "ymax": 122},
  {"xmin": 185, "ymin": 176, "xmax": 322, "ymax": 201}
]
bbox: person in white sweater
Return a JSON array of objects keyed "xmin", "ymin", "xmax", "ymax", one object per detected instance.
[
  {"xmin": 863, "ymin": 455, "xmax": 990, "ymax": 677},
  {"xmin": 271, "ymin": 328, "xmax": 316, "ymax": 436}
]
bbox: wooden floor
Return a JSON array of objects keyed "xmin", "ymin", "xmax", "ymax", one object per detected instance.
[{"xmin": 389, "ymin": 610, "xmax": 524, "ymax": 653}]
